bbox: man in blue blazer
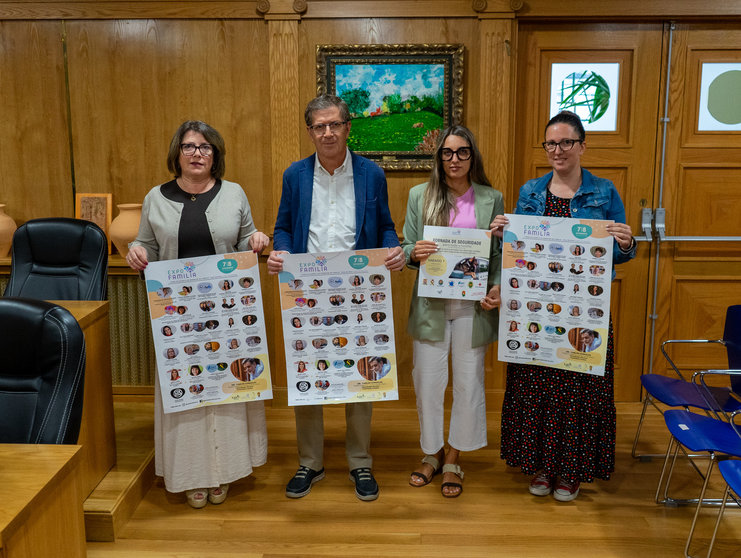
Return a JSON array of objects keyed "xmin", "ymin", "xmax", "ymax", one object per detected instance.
[{"xmin": 268, "ymin": 95, "xmax": 405, "ymax": 502}]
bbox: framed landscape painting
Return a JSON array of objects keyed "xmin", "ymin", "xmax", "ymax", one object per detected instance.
[{"xmin": 317, "ymin": 44, "xmax": 464, "ymax": 170}]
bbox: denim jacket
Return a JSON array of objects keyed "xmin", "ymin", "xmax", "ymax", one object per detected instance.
[{"xmin": 515, "ymin": 169, "xmax": 636, "ymax": 274}]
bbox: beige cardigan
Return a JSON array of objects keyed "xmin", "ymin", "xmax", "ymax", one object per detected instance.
[
  {"xmin": 131, "ymin": 179, "xmax": 257, "ymax": 262},
  {"xmin": 401, "ymin": 182, "xmax": 504, "ymax": 347}
]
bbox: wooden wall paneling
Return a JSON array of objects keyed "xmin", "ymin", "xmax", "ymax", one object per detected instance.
[
  {"xmin": 302, "ymin": 0, "xmax": 515, "ymax": 19},
  {"xmin": 0, "ymin": 21, "xmax": 73, "ymax": 223},
  {"xmin": 478, "ymin": 16, "xmax": 517, "ymax": 392},
  {"xmin": 477, "ymin": 16, "xmax": 515, "ymax": 204},
  {"xmin": 515, "ymin": 0, "xmax": 741, "ymax": 19},
  {"xmin": 265, "ymin": 17, "xmax": 302, "ymax": 392},
  {"xmin": 674, "ymin": 165, "xmax": 741, "ymax": 260},
  {"xmin": 6, "ymin": 0, "xmax": 741, "ymax": 21},
  {"xmin": 0, "ymin": 1, "xmax": 264, "ymax": 20},
  {"xmin": 65, "ymin": 18, "xmax": 273, "ymax": 385},
  {"xmin": 514, "ymin": 23, "xmax": 664, "ymax": 400},
  {"xmin": 650, "ymin": 24, "xmax": 741, "ymax": 374},
  {"xmin": 665, "ymin": 276, "xmax": 741, "ymax": 370},
  {"xmin": 65, "ymin": 19, "xmax": 271, "ymax": 221}
]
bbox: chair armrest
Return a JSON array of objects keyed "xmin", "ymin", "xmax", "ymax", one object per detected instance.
[
  {"xmin": 693, "ymin": 369, "xmax": 741, "ymax": 418},
  {"xmin": 661, "ymin": 339, "xmax": 725, "ymax": 381},
  {"xmin": 730, "ymin": 409, "xmax": 741, "ymax": 439}
]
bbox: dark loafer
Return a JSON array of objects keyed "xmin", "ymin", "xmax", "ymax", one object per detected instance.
[
  {"xmin": 286, "ymin": 466, "xmax": 325, "ymax": 498},
  {"xmin": 349, "ymin": 467, "xmax": 379, "ymax": 501}
]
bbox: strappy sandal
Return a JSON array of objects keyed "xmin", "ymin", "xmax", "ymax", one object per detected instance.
[
  {"xmin": 441, "ymin": 463, "xmax": 464, "ymax": 498},
  {"xmin": 409, "ymin": 454, "xmax": 441, "ymax": 487}
]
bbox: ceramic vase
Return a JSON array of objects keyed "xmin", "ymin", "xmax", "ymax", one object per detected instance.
[
  {"xmin": 109, "ymin": 203, "xmax": 142, "ymax": 258},
  {"xmin": 0, "ymin": 204, "xmax": 17, "ymax": 258}
]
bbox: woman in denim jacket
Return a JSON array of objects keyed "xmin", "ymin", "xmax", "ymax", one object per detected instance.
[{"xmin": 491, "ymin": 111, "xmax": 636, "ymax": 502}]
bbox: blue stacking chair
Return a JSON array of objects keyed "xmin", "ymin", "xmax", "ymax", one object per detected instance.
[
  {"xmin": 706, "ymin": 455, "xmax": 741, "ymax": 556},
  {"xmin": 655, "ymin": 371, "xmax": 741, "ymax": 557},
  {"xmin": 632, "ymin": 305, "xmax": 741, "ymax": 459}
]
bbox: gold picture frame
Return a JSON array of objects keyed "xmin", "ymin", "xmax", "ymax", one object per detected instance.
[
  {"xmin": 316, "ymin": 43, "xmax": 465, "ymax": 171},
  {"xmin": 75, "ymin": 193, "xmax": 112, "ymax": 254}
]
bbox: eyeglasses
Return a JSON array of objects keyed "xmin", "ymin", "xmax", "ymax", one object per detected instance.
[
  {"xmin": 541, "ymin": 139, "xmax": 582, "ymax": 152},
  {"xmin": 180, "ymin": 143, "xmax": 214, "ymax": 157},
  {"xmin": 440, "ymin": 147, "xmax": 472, "ymax": 161},
  {"xmin": 307, "ymin": 121, "xmax": 348, "ymax": 135}
]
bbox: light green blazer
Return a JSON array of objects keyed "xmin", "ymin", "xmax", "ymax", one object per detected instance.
[{"xmin": 402, "ymin": 182, "xmax": 504, "ymax": 348}]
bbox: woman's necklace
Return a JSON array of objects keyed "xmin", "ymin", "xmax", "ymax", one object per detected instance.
[{"xmin": 178, "ymin": 178, "xmax": 214, "ymax": 202}]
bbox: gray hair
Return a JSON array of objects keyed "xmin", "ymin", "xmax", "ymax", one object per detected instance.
[{"xmin": 304, "ymin": 94, "xmax": 351, "ymax": 126}]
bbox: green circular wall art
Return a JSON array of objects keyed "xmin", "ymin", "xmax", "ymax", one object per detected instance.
[
  {"xmin": 707, "ymin": 70, "xmax": 741, "ymax": 125},
  {"xmin": 558, "ymin": 71, "xmax": 611, "ymax": 124}
]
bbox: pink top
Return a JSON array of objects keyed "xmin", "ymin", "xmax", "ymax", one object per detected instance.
[{"xmin": 449, "ymin": 186, "xmax": 477, "ymax": 228}]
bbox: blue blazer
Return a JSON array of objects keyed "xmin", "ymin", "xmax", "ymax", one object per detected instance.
[{"xmin": 273, "ymin": 152, "xmax": 400, "ymax": 253}]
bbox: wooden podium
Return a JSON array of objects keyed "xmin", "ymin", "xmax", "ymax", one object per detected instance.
[
  {"xmin": 0, "ymin": 445, "xmax": 86, "ymax": 558},
  {"xmin": 54, "ymin": 301, "xmax": 117, "ymax": 499}
]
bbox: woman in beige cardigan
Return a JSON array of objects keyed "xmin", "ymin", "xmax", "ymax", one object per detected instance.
[
  {"xmin": 402, "ymin": 125, "xmax": 503, "ymax": 497},
  {"xmin": 127, "ymin": 120, "xmax": 270, "ymax": 509}
]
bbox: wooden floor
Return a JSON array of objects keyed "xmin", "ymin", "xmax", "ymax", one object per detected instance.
[{"xmin": 87, "ymin": 396, "xmax": 741, "ymax": 558}]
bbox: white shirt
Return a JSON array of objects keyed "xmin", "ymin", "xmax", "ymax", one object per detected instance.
[{"xmin": 307, "ymin": 148, "xmax": 356, "ymax": 252}]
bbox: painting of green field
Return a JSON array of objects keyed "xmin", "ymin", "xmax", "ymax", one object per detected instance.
[{"xmin": 347, "ymin": 111, "xmax": 443, "ymax": 152}]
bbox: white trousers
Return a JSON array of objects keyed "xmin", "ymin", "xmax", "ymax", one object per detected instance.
[{"xmin": 412, "ymin": 299, "xmax": 488, "ymax": 454}]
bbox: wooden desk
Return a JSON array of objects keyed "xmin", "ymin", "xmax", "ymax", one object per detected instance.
[
  {"xmin": 53, "ymin": 301, "xmax": 116, "ymax": 499},
  {"xmin": 0, "ymin": 444, "xmax": 86, "ymax": 558}
]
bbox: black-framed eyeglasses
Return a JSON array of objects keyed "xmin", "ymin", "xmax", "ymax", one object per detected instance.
[
  {"xmin": 541, "ymin": 139, "xmax": 582, "ymax": 153},
  {"xmin": 440, "ymin": 147, "xmax": 472, "ymax": 161},
  {"xmin": 307, "ymin": 121, "xmax": 348, "ymax": 135},
  {"xmin": 180, "ymin": 143, "xmax": 214, "ymax": 157}
]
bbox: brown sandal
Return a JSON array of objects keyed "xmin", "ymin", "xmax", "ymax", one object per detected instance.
[
  {"xmin": 409, "ymin": 454, "xmax": 441, "ymax": 487},
  {"xmin": 441, "ymin": 463, "xmax": 464, "ymax": 498}
]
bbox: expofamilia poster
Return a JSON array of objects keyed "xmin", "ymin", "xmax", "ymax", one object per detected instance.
[
  {"xmin": 144, "ymin": 251, "xmax": 272, "ymax": 413},
  {"xmin": 278, "ymin": 248, "xmax": 399, "ymax": 406},
  {"xmin": 417, "ymin": 225, "xmax": 492, "ymax": 300},
  {"xmin": 497, "ymin": 214, "xmax": 613, "ymax": 376}
]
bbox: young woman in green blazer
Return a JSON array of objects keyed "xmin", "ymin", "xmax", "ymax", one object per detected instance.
[{"xmin": 402, "ymin": 125, "xmax": 503, "ymax": 497}]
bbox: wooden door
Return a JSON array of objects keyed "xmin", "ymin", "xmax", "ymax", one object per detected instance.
[
  {"xmin": 513, "ymin": 23, "xmax": 664, "ymax": 401},
  {"xmin": 649, "ymin": 24, "xmax": 741, "ymax": 377}
]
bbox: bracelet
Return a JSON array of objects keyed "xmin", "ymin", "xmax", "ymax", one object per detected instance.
[{"xmin": 619, "ymin": 236, "xmax": 636, "ymax": 253}]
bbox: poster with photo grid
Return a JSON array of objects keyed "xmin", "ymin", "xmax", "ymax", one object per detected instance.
[
  {"xmin": 497, "ymin": 214, "xmax": 613, "ymax": 376},
  {"xmin": 278, "ymin": 249, "xmax": 399, "ymax": 406},
  {"xmin": 144, "ymin": 251, "xmax": 272, "ymax": 413}
]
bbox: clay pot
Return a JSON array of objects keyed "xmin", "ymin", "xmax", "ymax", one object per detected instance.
[
  {"xmin": 109, "ymin": 203, "xmax": 142, "ymax": 257},
  {"xmin": 0, "ymin": 204, "xmax": 17, "ymax": 258}
]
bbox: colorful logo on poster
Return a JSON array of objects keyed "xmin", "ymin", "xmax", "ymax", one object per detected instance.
[
  {"xmin": 524, "ymin": 219, "xmax": 552, "ymax": 238},
  {"xmin": 348, "ymin": 254, "xmax": 369, "ymax": 269},
  {"xmin": 299, "ymin": 258, "xmax": 328, "ymax": 273},
  {"xmin": 167, "ymin": 262, "xmax": 197, "ymax": 281},
  {"xmin": 571, "ymin": 224, "xmax": 593, "ymax": 239},
  {"xmin": 217, "ymin": 258, "xmax": 238, "ymax": 274}
]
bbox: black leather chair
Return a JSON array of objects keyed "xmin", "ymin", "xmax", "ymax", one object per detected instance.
[
  {"xmin": 0, "ymin": 298, "xmax": 86, "ymax": 444},
  {"xmin": 4, "ymin": 217, "xmax": 108, "ymax": 300}
]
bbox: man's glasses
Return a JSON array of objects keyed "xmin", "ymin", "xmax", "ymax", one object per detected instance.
[
  {"xmin": 307, "ymin": 121, "xmax": 348, "ymax": 136},
  {"xmin": 440, "ymin": 147, "xmax": 472, "ymax": 161},
  {"xmin": 541, "ymin": 139, "xmax": 582, "ymax": 153},
  {"xmin": 180, "ymin": 143, "xmax": 214, "ymax": 157}
]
